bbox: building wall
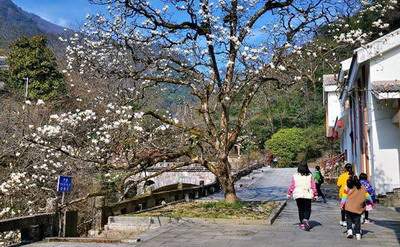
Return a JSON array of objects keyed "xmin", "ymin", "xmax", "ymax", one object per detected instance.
[
  {"xmin": 368, "ymin": 97, "xmax": 400, "ymax": 194},
  {"xmin": 368, "ymin": 48, "xmax": 400, "ymax": 194},
  {"xmin": 354, "ymin": 91, "xmax": 363, "ymax": 175},
  {"xmin": 327, "ymin": 91, "xmax": 341, "ymax": 127},
  {"xmin": 370, "ymin": 45, "xmax": 400, "ymax": 81},
  {"xmin": 340, "ymin": 113, "xmax": 353, "ymax": 163}
]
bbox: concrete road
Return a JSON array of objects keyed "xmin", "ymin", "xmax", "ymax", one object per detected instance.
[
  {"xmin": 205, "ymin": 167, "xmax": 296, "ymax": 201},
  {"xmin": 132, "ymin": 198, "xmax": 400, "ymax": 247},
  {"xmin": 27, "ymin": 168, "xmax": 400, "ymax": 246}
]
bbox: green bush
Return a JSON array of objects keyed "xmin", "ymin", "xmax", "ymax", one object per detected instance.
[
  {"xmin": 265, "ymin": 126, "xmax": 339, "ymax": 167},
  {"xmin": 265, "ymin": 128, "xmax": 307, "ymax": 167}
]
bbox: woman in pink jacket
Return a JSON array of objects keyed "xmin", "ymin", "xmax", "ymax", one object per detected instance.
[{"xmin": 287, "ymin": 161, "xmax": 318, "ymax": 231}]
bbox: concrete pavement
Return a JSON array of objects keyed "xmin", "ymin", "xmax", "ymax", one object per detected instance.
[
  {"xmin": 27, "ymin": 168, "xmax": 400, "ymax": 247},
  {"xmin": 131, "ymin": 167, "xmax": 400, "ymax": 246},
  {"xmin": 131, "ymin": 196, "xmax": 400, "ymax": 246},
  {"xmin": 205, "ymin": 167, "xmax": 295, "ymax": 201}
]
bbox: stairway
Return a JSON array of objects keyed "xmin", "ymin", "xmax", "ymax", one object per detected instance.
[
  {"xmin": 378, "ymin": 188, "xmax": 400, "ymax": 209},
  {"xmin": 98, "ymin": 215, "xmax": 179, "ymax": 239}
]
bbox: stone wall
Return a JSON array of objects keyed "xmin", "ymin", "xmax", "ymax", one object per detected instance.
[
  {"xmin": 0, "ymin": 213, "xmax": 58, "ymax": 244},
  {"xmin": 93, "ymin": 182, "xmax": 221, "ymax": 233}
]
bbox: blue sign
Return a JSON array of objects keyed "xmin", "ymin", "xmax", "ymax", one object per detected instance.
[{"xmin": 57, "ymin": 176, "xmax": 72, "ymax": 193}]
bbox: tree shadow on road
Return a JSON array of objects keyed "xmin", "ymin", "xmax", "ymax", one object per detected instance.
[{"xmin": 372, "ymin": 220, "xmax": 400, "ymax": 244}]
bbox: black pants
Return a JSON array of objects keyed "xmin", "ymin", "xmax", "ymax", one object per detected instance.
[
  {"xmin": 346, "ymin": 211, "xmax": 361, "ymax": 234},
  {"xmin": 364, "ymin": 210, "xmax": 369, "ymax": 220},
  {"xmin": 341, "ymin": 209, "xmax": 346, "ymax": 221},
  {"xmin": 316, "ymin": 183, "xmax": 326, "ymax": 200},
  {"xmin": 295, "ymin": 198, "xmax": 312, "ymax": 223}
]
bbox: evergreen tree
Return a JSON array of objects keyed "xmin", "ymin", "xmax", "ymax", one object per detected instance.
[{"xmin": 7, "ymin": 36, "xmax": 65, "ymax": 100}]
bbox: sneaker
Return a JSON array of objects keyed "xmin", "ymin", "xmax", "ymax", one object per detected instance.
[
  {"xmin": 340, "ymin": 221, "xmax": 347, "ymax": 227},
  {"xmin": 364, "ymin": 219, "xmax": 371, "ymax": 224},
  {"xmin": 347, "ymin": 229, "xmax": 353, "ymax": 239},
  {"xmin": 303, "ymin": 219, "xmax": 311, "ymax": 231},
  {"xmin": 299, "ymin": 224, "xmax": 305, "ymax": 230},
  {"xmin": 355, "ymin": 234, "xmax": 361, "ymax": 240}
]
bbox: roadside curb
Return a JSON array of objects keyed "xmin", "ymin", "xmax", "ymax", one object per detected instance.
[
  {"xmin": 44, "ymin": 237, "xmax": 123, "ymax": 243},
  {"xmin": 267, "ymin": 200, "xmax": 287, "ymax": 225}
]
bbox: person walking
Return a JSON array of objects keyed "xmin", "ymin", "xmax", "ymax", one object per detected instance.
[
  {"xmin": 313, "ymin": 166, "xmax": 327, "ymax": 203},
  {"xmin": 359, "ymin": 173, "xmax": 376, "ymax": 223},
  {"xmin": 287, "ymin": 161, "xmax": 318, "ymax": 231},
  {"xmin": 337, "ymin": 163, "xmax": 353, "ymax": 226},
  {"xmin": 340, "ymin": 176, "xmax": 374, "ymax": 240}
]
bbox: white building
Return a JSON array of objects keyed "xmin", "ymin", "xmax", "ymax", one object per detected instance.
[
  {"xmin": 323, "ymin": 74, "xmax": 340, "ymax": 138},
  {"xmin": 325, "ymin": 28, "xmax": 400, "ymax": 195}
]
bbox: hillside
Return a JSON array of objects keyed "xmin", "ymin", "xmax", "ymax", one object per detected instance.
[{"xmin": 0, "ymin": 0, "xmax": 71, "ymax": 51}]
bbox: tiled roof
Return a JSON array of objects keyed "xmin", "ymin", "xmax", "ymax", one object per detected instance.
[{"xmin": 372, "ymin": 80, "xmax": 400, "ymax": 93}]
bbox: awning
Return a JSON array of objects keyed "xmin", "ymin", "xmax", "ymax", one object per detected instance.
[{"xmin": 372, "ymin": 80, "xmax": 400, "ymax": 99}]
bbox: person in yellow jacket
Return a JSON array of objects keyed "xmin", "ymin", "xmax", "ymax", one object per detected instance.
[{"xmin": 337, "ymin": 163, "xmax": 354, "ymax": 227}]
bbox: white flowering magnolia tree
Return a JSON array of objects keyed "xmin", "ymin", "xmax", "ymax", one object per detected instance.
[
  {"xmin": 63, "ymin": 0, "xmax": 348, "ymax": 202},
  {"xmin": 1, "ymin": 1, "xmax": 398, "ymax": 244},
  {"xmin": 266, "ymin": 0, "xmax": 399, "ymax": 93},
  {"xmin": 1, "ymin": 1, "xmax": 396, "ymax": 220}
]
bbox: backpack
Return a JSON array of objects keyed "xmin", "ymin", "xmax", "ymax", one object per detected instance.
[
  {"xmin": 314, "ymin": 171, "xmax": 324, "ymax": 184},
  {"xmin": 319, "ymin": 172, "xmax": 325, "ymax": 184}
]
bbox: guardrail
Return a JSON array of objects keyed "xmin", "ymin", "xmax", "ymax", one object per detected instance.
[
  {"xmin": 0, "ymin": 210, "xmax": 79, "ymax": 245},
  {"xmin": 0, "ymin": 213, "xmax": 58, "ymax": 244}
]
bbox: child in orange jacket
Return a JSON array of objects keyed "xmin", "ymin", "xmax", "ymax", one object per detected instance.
[{"xmin": 340, "ymin": 176, "xmax": 374, "ymax": 240}]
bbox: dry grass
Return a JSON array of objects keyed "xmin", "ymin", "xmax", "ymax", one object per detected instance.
[{"xmin": 134, "ymin": 201, "xmax": 278, "ymax": 220}]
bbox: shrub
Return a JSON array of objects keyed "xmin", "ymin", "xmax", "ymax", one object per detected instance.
[
  {"xmin": 265, "ymin": 126, "xmax": 339, "ymax": 167},
  {"xmin": 265, "ymin": 128, "xmax": 307, "ymax": 167}
]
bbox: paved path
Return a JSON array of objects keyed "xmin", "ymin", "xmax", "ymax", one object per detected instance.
[
  {"xmin": 27, "ymin": 168, "xmax": 400, "ymax": 247},
  {"xmin": 134, "ymin": 168, "xmax": 400, "ymax": 246},
  {"xmin": 205, "ymin": 167, "xmax": 295, "ymax": 201},
  {"xmin": 132, "ymin": 198, "xmax": 400, "ymax": 246}
]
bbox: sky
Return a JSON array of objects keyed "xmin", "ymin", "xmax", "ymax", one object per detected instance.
[{"xmin": 13, "ymin": 0, "xmax": 104, "ymax": 29}]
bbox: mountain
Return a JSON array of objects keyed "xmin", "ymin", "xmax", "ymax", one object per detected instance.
[{"xmin": 0, "ymin": 0, "xmax": 72, "ymax": 51}]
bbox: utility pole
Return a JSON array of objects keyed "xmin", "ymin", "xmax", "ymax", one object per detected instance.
[{"xmin": 24, "ymin": 77, "xmax": 29, "ymax": 98}]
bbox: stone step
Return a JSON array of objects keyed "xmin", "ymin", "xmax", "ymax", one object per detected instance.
[
  {"xmin": 108, "ymin": 216, "xmax": 177, "ymax": 224},
  {"xmin": 105, "ymin": 224, "xmax": 149, "ymax": 231},
  {"xmin": 106, "ymin": 216, "xmax": 179, "ymax": 232}
]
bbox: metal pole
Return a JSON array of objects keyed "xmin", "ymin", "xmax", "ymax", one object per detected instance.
[
  {"xmin": 58, "ymin": 192, "xmax": 65, "ymax": 237},
  {"xmin": 24, "ymin": 77, "xmax": 29, "ymax": 98}
]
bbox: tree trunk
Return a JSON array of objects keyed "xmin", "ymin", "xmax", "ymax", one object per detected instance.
[{"xmin": 216, "ymin": 159, "xmax": 239, "ymax": 203}]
